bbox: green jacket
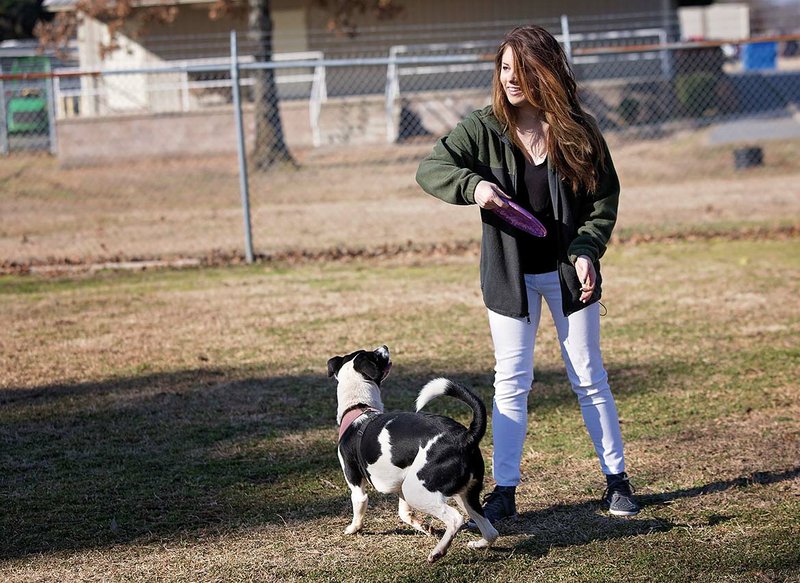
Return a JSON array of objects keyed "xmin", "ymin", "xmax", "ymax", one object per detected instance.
[{"xmin": 416, "ymin": 105, "xmax": 620, "ymax": 317}]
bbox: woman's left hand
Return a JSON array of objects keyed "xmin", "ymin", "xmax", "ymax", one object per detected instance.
[{"xmin": 575, "ymin": 255, "xmax": 596, "ymax": 303}]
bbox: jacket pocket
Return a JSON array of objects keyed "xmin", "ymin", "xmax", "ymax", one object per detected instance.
[{"xmin": 558, "ymin": 259, "xmax": 603, "ymax": 315}]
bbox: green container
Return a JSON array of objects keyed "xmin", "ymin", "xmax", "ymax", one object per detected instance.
[
  {"xmin": 7, "ymin": 92, "xmax": 48, "ymax": 134},
  {"xmin": 6, "ymin": 56, "xmax": 50, "ymax": 134}
]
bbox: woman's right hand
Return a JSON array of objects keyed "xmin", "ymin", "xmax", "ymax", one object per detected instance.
[{"xmin": 474, "ymin": 180, "xmax": 510, "ymax": 210}]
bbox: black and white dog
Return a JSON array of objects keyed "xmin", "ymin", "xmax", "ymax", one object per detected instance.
[{"xmin": 327, "ymin": 345, "xmax": 498, "ymax": 563}]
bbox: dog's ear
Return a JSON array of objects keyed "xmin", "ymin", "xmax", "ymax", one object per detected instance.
[
  {"xmin": 327, "ymin": 356, "xmax": 344, "ymax": 378},
  {"xmin": 353, "ymin": 352, "xmax": 381, "ymax": 384}
]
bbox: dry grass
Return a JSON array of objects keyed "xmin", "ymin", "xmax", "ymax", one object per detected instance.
[
  {"xmin": 1, "ymin": 123, "xmax": 799, "ymax": 581},
  {"xmin": 1, "ymin": 234, "xmax": 798, "ymax": 581},
  {"xmin": 1, "ymin": 130, "xmax": 798, "ymax": 269}
]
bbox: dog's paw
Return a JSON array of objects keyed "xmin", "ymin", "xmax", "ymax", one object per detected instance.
[
  {"xmin": 427, "ymin": 550, "xmax": 445, "ymax": 563},
  {"xmin": 467, "ymin": 538, "xmax": 492, "ymax": 550},
  {"xmin": 344, "ymin": 524, "xmax": 362, "ymax": 535}
]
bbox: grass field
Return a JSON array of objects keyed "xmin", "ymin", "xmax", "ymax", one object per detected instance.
[
  {"xmin": 1, "ymin": 230, "xmax": 799, "ymax": 580},
  {"xmin": 1, "ymin": 130, "xmax": 799, "ymax": 271},
  {"xmin": 2, "ymin": 124, "xmax": 799, "ymax": 580}
]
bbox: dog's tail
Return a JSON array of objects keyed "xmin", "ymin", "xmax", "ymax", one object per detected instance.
[{"xmin": 416, "ymin": 378, "xmax": 487, "ymax": 449}]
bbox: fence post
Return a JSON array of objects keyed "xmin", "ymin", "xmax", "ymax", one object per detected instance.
[
  {"xmin": 385, "ymin": 46, "xmax": 399, "ymax": 143},
  {"xmin": 46, "ymin": 74, "xmax": 59, "ymax": 156},
  {"xmin": 0, "ymin": 66, "xmax": 8, "ymax": 156},
  {"xmin": 658, "ymin": 29, "xmax": 673, "ymax": 80},
  {"xmin": 561, "ymin": 14, "xmax": 573, "ymax": 65},
  {"xmin": 230, "ymin": 29, "xmax": 255, "ymax": 264}
]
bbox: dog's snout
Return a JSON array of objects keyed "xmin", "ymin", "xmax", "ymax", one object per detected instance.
[{"xmin": 376, "ymin": 345, "xmax": 390, "ymax": 359}]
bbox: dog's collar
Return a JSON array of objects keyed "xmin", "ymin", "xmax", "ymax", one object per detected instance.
[{"xmin": 338, "ymin": 405, "xmax": 379, "ymax": 441}]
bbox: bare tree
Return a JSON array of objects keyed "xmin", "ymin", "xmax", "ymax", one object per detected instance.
[{"xmin": 247, "ymin": 0, "xmax": 293, "ymax": 170}]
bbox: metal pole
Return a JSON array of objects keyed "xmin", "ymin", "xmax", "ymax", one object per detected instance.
[
  {"xmin": 46, "ymin": 75, "xmax": 59, "ymax": 156},
  {"xmin": 0, "ymin": 65, "xmax": 8, "ymax": 156},
  {"xmin": 385, "ymin": 47, "xmax": 398, "ymax": 143},
  {"xmin": 230, "ymin": 29, "xmax": 255, "ymax": 264},
  {"xmin": 660, "ymin": 0, "xmax": 675, "ymax": 80},
  {"xmin": 561, "ymin": 14, "xmax": 573, "ymax": 66}
]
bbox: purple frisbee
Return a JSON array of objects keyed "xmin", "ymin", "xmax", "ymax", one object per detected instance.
[{"xmin": 491, "ymin": 200, "xmax": 547, "ymax": 237}]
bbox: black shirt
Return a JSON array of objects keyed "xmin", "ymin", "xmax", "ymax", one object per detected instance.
[{"xmin": 517, "ymin": 155, "xmax": 558, "ymax": 274}]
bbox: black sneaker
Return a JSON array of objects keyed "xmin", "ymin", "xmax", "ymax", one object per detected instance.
[
  {"xmin": 481, "ymin": 485, "xmax": 517, "ymax": 524},
  {"xmin": 603, "ymin": 472, "xmax": 640, "ymax": 517}
]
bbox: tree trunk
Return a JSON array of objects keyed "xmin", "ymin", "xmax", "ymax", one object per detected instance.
[{"xmin": 248, "ymin": 0, "xmax": 296, "ymax": 170}]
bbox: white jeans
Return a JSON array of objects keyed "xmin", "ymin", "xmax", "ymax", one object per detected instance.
[{"xmin": 487, "ymin": 271, "xmax": 625, "ymax": 486}]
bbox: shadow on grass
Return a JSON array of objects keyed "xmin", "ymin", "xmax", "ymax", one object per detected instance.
[
  {"xmin": 638, "ymin": 466, "xmax": 800, "ymax": 508},
  {"xmin": 0, "ymin": 360, "xmax": 726, "ymax": 560},
  {"xmin": 496, "ymin": 466, "xmax": 800, "ymax": 559},
  {"xmin": 495, "ymin": 502, "xmax": 673, "ymax": 558},
  {"xmin": 0, "ymin": 367, "xmax": 343, "ymax": 560}
]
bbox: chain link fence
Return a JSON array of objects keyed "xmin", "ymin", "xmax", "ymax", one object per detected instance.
[{"xmin": 1, "ymin": 12, "xmax": 799, "ymax": 272}]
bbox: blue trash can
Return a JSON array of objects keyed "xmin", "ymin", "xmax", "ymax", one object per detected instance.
[{"xmin": 742, "ymin": 42, "xmax": 777, "ymax": 70}]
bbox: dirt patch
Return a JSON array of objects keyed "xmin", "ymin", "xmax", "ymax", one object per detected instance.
[
  {"xmin": 1, "ymin": 131, "xmax": 798, "ymax": 272},
  {"xmin": 3, "ymin": 224, "xmax": 797, "ymax": 277}
]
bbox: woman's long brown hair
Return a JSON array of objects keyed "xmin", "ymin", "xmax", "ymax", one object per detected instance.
[{"xmin": 492, "ymin": 25, "xmax": 605, "ymax": 194}]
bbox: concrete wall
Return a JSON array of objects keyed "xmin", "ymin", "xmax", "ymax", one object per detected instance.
[
  {"xmin": 54, "ymin": 89, "xmax": 492, "ymax": 167},
  {"xmin": 56, "ymin": 108, "xmax": 244, "ymax": 167},
  {"xmin": 55, "ymin": 99, "xmax": 307, "ymax": 167},
  {"xmin": 55, "ymin": 95, "xmax": 381, "ymax": 167}
]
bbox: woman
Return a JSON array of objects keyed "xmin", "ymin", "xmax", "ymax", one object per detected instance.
[{"xmin": 416, "ymin": 25, "xmax": 639, "ymax": 521}]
